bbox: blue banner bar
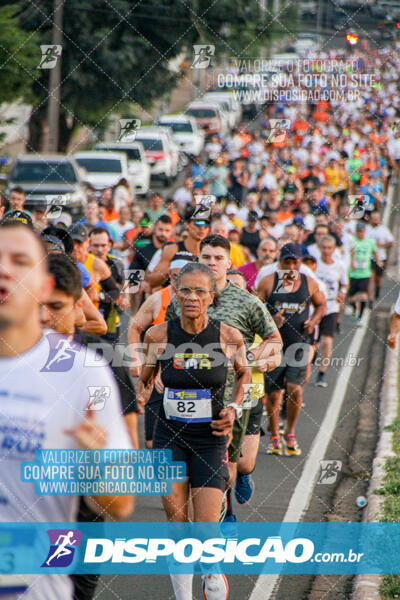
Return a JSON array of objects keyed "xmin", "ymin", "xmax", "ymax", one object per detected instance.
[{"xmin": 0, "ymin": 522, "xmax": 399, "ymax": 575}]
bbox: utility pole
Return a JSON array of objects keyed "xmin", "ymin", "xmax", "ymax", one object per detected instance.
[
  {"xmin": 47, "ymin": 0, "xmax": 64, "ymax": 153},
  {"xmin": 317, "ymin": 0, "xmax": 323, "ymax": 35}
]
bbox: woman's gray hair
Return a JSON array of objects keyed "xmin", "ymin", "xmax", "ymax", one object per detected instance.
[
  {"xmin": 176, "ymin": 262, "xmax": 219, "ymax": 306},
  {"xmin": 318, "ymin": 234, "xmax": 336, "ymax": 247}
]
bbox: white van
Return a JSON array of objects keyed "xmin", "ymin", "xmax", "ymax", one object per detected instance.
[
  {"xmin": 202, "ymin": 92, "xmax": 242, "ymax": 128},
  {"xmin": 134, "ymin": 127, "xmax": 179, "ymax": 185},
  {"xmin": 156, "ymin": 114, "xmax": 204, "ymax": 157},
  {"xmin": 94, "ymin": 141, "xmax": 150, "ymax": 195},
  {"xmin": 73, "ymin": 151, "xmax": 131, "ymax": 191}
]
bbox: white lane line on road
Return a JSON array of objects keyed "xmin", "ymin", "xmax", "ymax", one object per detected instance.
[
  {"xmin": 249, "ymin": 186, "xmax": 395, "ymax": 600},
  {"xmin": 248, "ymin": 317, "xmax": 370, "ymax": 600}
]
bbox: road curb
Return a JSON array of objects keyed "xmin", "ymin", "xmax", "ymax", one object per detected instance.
[
  {"xmin": 352, "ymin": 343, "xmax": 398, "ymax": 599},
  {"xmin": 352, "ymin": 184, "xmax": 398, "ymax": 600}
]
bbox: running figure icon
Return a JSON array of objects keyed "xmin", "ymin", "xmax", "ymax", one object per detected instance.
[{"xmin": 45, "ymin": 531, "xmax": 78, "ymax": 566}]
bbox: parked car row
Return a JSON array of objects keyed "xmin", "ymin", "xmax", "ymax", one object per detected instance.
[{"xmin": 5, "ymin": 89, "xmax": 246, "ymax": 211}]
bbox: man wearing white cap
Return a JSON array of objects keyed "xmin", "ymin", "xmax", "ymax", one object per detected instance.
[
  {"xmin": 128, "ymin": 253, "xmax": 196, "ymax": 378},
  {"xmin": 128, "ymin": 252, "xmax": 197, "ymax": 448},
  {"xmin": 224, "ymin": 203, "xmax": 243, "ymax": 231},
  {"xmin": 55, "ymin": 211, "xmax": 73, "ymax": 229}
]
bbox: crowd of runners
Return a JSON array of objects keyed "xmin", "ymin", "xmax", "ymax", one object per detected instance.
[{"xmin": 1, "ymin": 43, "xmax": 400, "ymax": 600}]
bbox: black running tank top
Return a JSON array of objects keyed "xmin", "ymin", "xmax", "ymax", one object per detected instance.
[
  {"xmin": 241, "ymin": 229, "xmax": 261, "ymax": 257},
  {"xmin": 266, "ymin": 272, "xmax": 312, "ymax": 350},
  {"xmin": 159, "ymin": 317, "xmax": 228, "ymax": 421}
]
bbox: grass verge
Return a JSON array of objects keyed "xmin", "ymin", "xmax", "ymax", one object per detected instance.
[{"xmin": 377, "ymin": 351, "xmax": 400, "ymax": 599}]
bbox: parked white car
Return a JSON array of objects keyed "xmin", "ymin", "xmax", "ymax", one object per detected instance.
[
  {"xmin": 7, "ymin": 154, "xmax": 87, "ymax": 215},
  {"xmin": 294, "ymin": 34, "xmax": 321, "ymax": 56},
  {"xmin": 94, "ymin": 141, "xmax": 150, "ymax": 195},
  {"xmin": 73, "ymin": 151, "xmax": 131, "ymax": 192},
  {"xmin": 134, "ymin": 126, "xmax": 179, "ymax": 184},
  {"xmin": 185, "ymin": 101, "xmax": 227, "ymax": 136},
  {"xmin": 202, "ymin": 91, "xmax": 242, "ymax": 127},
  {"xmin": 156, "ymin": 114, "xmax": 204, "ymax": 157}
]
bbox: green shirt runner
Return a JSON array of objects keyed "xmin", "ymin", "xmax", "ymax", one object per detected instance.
[{"xmin": 349, "ymin": 237, "xmax": 377, "ymax": 279}]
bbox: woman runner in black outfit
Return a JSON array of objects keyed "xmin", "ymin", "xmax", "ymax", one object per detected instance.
[{"xmin": 137, "ymin": 263, "xmax": 249, "ymax": 600}]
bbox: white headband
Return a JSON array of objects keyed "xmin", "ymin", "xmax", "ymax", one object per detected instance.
[{"xmin": 170, "ymin": 259, "xmax": 190, "ymax": 270}]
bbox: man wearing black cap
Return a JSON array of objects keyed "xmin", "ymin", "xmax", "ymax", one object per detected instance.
[
  {"xmin": 258, "ymin": 242, "xmax": 325, "ymax": 456},
  {"xmin": 129, "ymin": 215, "xmax": 173, "ymax": 274},
  {"xmin": 68, "ymin": 223, "xmax": 120, "ymax": 310},
  {"xmin": 145, "ymin": 205, "xmax": 210, "ymax": 289},
  {"xmin": 40, "ymin": 225, "xmax": 74, "ymax": 255},
  {"xmin": 240, "ymin": 210, "xmax": 266, "ymax": 258},
  {"xmin": 1, "ymin": 209, "xmax": 33, "ymax": 228},
  {"xmin": 31, "ymin": 200, "xmax": 49, "ymax": 232}
]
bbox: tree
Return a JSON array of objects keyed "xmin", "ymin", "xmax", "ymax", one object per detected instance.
[
  {"xmin": 0, "ymin": 4, "xmax": 39, "ymax": 142},
  {"xmin": 17, "ymin": 0, "xmax": 293, "ymax": 151},
  {"xmin": 0, "ymin": 5, "xmax": 38, "ymax": 103}
]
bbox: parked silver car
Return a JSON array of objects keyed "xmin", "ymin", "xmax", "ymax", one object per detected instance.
[{"xmin": 7, "ymin": 154, "xmax": 87, "ymax": 215}]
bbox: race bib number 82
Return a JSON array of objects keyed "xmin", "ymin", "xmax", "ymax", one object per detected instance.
[{"xmin": 163, "ymin": 388, "xmax": 212, "ymax": 423}]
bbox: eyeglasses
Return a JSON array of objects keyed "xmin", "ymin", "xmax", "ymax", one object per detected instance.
[
  {"xmin": 193, "ymin": 220, "xmax": 209, "ymax": 227},
  {"xmin": 177, "ymin": 287, "xmax": 212, "ymax": 298}
]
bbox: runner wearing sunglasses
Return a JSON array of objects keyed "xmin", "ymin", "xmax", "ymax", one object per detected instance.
[
  {"xmin": 137, "ymin": 262, "xmax": 249, "ymax": 600},
  {"xmin": 145, "ymin": 206, "xmax": 210, "ymax": 289}
]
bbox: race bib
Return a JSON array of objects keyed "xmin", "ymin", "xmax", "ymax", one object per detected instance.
[
  {"xmin": 0, "ymin": 573, "xmax": 31, "ymax": 593},
  {"xmin": 163, "ymin": 388, "xmax": 212, "ymax": 423},
  {"xmin": 242, "ymin": 383, "xmax": 264, "ymax": 409},
  {"xmin": 354, "ymin": 259, "xmax": 367, "ymax": 269}
]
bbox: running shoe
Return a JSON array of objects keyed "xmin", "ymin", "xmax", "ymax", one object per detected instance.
[
  {"xmin": 315, "ymin": 379, "xmax": 328, "ymax": 388},
  {"xmin": 315, "ymin": 373, "xmax": 328, "ymax": 388},
  {"xmin": 284, "ymin": 433, "xmax": 302, "ymax": 456},
  {"xmin": 279, "ymin": 421, "xmax": 285, "ymax": 435},
  {"xmin": 202, "ymin": 574, "xmax": 229, "ymax": 600},
  {"xmin": 234, "ymin": 473, "xmax": 255, "ymax": 504},
  {"xmin": 267, "ymin": 435, "xmax": 282, "ymax": 455},
  {"xmin": 368, "ymin": 300, "xmax": 374, "ymax": 310}
]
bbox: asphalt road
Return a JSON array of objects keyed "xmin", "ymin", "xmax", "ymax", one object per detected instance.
[
  {"xmin": 91, "ymin": 182, "xmax": 400, "ymax": 600},
  {"xmin": 91, "ymin": 32, "xmax": 398, "ymax": 598}
]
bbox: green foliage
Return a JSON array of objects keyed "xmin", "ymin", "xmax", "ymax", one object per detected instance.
[
  {"xmin": 379, "ymin": 356, "xmax": 400, "ymax": 597},
  {"xmin": 0, "ymin": 4, "xmax": 39, "ymax": 104},
  {"xmin": 15, "ymin": 0, "xmax": 294, "ymax": 148}
]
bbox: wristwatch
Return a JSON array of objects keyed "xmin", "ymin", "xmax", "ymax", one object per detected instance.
[
  {"xmin": 227, "ymin": 402, "xmax": 243, "ymax": 419},
  {"xmin": 246, "ymin": 350, "xmax": 255, "ymax": 363}
]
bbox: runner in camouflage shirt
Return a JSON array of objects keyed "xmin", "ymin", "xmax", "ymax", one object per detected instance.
[{"xmin": 165, "ymin": 279, "xmax": 276, "ymax": 347}]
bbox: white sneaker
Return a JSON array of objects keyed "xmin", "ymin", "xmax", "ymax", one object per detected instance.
[{"xmin": 202, "ymin": 574, "xmax": 229, "ymax": 599}]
